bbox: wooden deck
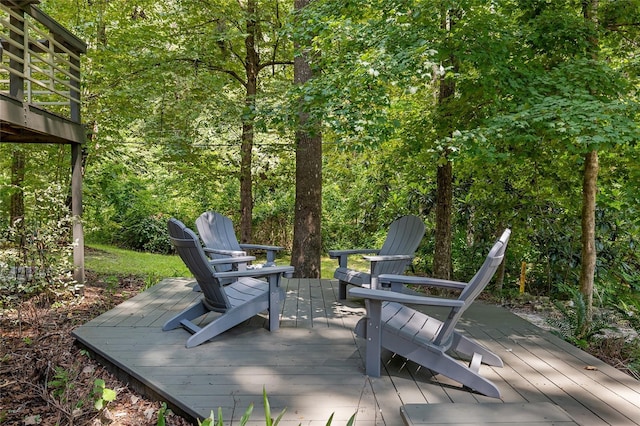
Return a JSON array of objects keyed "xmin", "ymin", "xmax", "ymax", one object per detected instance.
[{"xmin": 72, "ymin": 278, "xmax": 640, "ymax": 425}]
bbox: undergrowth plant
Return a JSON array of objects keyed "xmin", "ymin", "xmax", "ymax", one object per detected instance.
[
  {"xmin": 43, "ymin": 361, "xmax": 116, "ymax": 424},
  {"xmin": 587, "ymin": 337, "xmax": 640, "ymax": 381},
  {"xmin": 547, "ymin": 286, "xmax": 612, "ymax": 349},
  {"xmin": 0, "ymin": 184, "xmax": 77, "ymax": 308},
  {"xmin": 613, "ymin": 297, "xmax": 640, "ymax": 331},
  {"xmin": 92, "ymin": 378, "xmax": 117, "ymax": 411}
]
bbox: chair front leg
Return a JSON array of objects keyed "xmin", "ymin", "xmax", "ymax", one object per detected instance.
[
  {"xmin": 339, "ymin": 280, "xmax": 349, "ymax": 300},
  {"xmin": 364, "ymin": 299, "xmax": 383, "ymax": 377},
  {"xmin": 267, "ymin": 272, "xmax": 282, "ymax": 331}
]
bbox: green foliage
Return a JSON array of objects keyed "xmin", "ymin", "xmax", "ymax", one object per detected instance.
[
  {"xmin": 613, "ymin": 297, "xmax": 640, "ymax": 332},
  {"xmin": 45, "ymin": 365, "xmax": 117, "ymax": 422},
  {"xmin": 262, "ymin": 386, "xmax": 285, "ymax": 426},
  {"xmin": 322, "ymin": 141, "xmax": 434, "ymax": 254},
  {"xmin": 0, "ymin": 184, "xmax": 77, "ymax": 307},
  {"xmin": 156, "ymin": 403, "xmax": 169, "ymax": 426},
  {"xmin": 47, "ymin": 366, "xmax": 75, "ymax": 402},
  {"xmin": 17, "ymin": 1, "xmax": 640, "ymax": 308},
  {"xmin": 120, "ymin": 212, "xmax": 172, "ymax": 254},
  {"xmin": 37, "ymin": 0, "xmax": 296, "ymax": 254},
  {"xmin": 92, "ymin": 378, "xmax": 117, "ymax": 411},
  {"xmin": 289, "ymin": 0, "xmax": 439, "ymax": 148},
  {"xmin": 548, "ymin": 287, "xmax": 612, "ymax": 348}
]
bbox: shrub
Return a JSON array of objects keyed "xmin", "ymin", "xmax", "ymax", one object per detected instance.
[
  {"xmin": 119, "ymin": 212, "xmax": 172, "ymax": 254},
  {"xmin": 0, "ymin": 185, "xmax": 76, "ymax": 307}
]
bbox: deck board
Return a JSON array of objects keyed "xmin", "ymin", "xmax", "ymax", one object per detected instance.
[
  {"xmin": 401, "ymin": 402, "xmax": 578, "ymax": 425},
  {"xmin": 72, "ymin": 278, "xmax": 640, "ymax": 425}
]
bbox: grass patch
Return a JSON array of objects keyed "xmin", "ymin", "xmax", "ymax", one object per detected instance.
[
  {"xmin": 86, "ymin": 244, "xmax": 372, "ymax": 280},
  {"xmin": 321, "ymin": 254, "xmax": 370, "ymax": 279},
  {"xmin": 86, "ymin": 244, "xmax": 190, "ymax": 278}
]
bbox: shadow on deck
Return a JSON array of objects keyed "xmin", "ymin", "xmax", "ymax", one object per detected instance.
[{"xmin": 72, "ymin": 278, "xmax": 640, "ymax": 426}]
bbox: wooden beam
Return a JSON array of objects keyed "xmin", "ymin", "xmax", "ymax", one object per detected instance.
[{"xmin": 1, "ymin": 97, "xmax": 86, "ymax": 144}]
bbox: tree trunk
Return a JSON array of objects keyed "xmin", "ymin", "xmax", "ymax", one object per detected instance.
[
  {"xmin": 10, "ymin": 148, "xmax": 26, "ymax": 226},
  {"xmin": 579, "ymin": 150, "xmax": 598, "ymax": 329},
  {"xmin": 433, "ymin": 161, "xmax": 452, "ymax": 279},
  {"xmin": 291, "ymin": 0, "xmax": 322, "ymax": 278},
  {"xmin": 239, "ymin": 0, "xmax": 259, "ymax": 243}
]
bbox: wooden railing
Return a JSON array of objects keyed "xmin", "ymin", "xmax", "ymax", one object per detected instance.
[{"xmin": 0, "ymin": 0, "xmax": 86, "ymax": 122}]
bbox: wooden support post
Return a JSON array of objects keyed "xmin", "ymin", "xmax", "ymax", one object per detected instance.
[
  {"xmin": 72, "ymin": 142, "xmax": 84, "ymax": 289},
  {"xmin": 70, "ymin": 49, "xmax": 85, "ymax": 290},
  {"xmin": 268, "ymin": 272, "xmax": 281, "ymax": 332}
]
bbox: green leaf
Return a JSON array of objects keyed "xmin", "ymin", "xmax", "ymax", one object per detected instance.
[
  {"xmin": 102, "ymin": 387, "xmax": 117, "ymax": 402},
  {"xmin": 239, "ymin": 402, "xmax": 254, "ymax": 426},
  {"xmin": 263, "ymin": 387, "xmax": 272, "ymax": 426},
  {"xmin": 325, "ymin": 412, "xmax": 335, "ymax": 425}
]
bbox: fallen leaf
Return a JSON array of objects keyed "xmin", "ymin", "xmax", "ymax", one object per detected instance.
[
  {"xmin": 24, "ymin": 415, "xmax": 41, "ymax": 425},
  {"xmin": 145, "ymin": 407, "xmax": 156, "ymax": 420}
]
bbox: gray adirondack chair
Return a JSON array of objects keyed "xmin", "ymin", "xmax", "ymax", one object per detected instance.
[
  {"xmin": 196, "ymin": 211, "xmax": 284, "ymax": 272},
  {"xmin": 163, "ymin": 218, "xmax": 294, "ymax": 348},
  {"xmin": 329, "ymin": 215, "xmax": 425, "ymax": 299},
  {"xmin": 349, "ymin": 229, "xmax": 511, "ymax": 398}
]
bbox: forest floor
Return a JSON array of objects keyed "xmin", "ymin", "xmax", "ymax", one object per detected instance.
[
  {"xmin": 1, "ymin": 274, "xmax": 638, "ymax": 425},
  {"xmin": 0, "ymin": 273, "xmax": 190, "ymax": 426}
]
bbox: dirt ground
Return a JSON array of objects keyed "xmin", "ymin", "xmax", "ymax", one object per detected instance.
[{"xmin": 0, "ymin": 273, "xmax": 191, "ymax": 426}]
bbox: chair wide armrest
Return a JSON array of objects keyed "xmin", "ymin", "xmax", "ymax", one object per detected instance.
[
  {"xmin": 239, "ymin": 244, "xmax": 284, "ymax": 266},
  {"xmin": 349, "ymin": 287, "xmax": 465, "ymax": 308},
  {"xmin": 328, "ymin": 249, "xmax": 379, "ymax": 257},
  {"xmin": 239, "ymin": 244, "xmax": 284, "ymax": 252},
  {"xmin": 208, "ymin": 256, "xmax": 256, "ymax": 266},
  {"xmin": 329, "ymin": 249, "xmax": 379, "ymax": 269},
  {"xmin": 362, "ymin": 254, "xmax": 414, "ymax": 262},
  {"xmin": 378, "ymin": 274, "xmax": 468, "ymax": 290},
  {"xmin": 204, "ymin": 247, "xmax": 247, "ymax": 257},
  {"xmin": 213, "ymin": 265, "xmax": 295, "ymax": 280}
]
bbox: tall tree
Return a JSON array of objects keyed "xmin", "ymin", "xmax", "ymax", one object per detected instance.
[
  {"xmin": 579, "ymin": 0, "xmax": 599, "ymax": 327},
  {"xmin": 432, "ymin": 5, "xmax": 458, "ymax": 280},
  {"xmin": 240, "ymin": 0, "xmax": 261, "ymax": 243},
  {"xmin": 291, "ymin": 0, "xmax": 322, "ymax": 278},
  {"xmin": 292, "ymin": 0, "xmax": 523, "ymax": 279},
  {"xmin": 175, "ymin": 0, "xmax": 293, "ymax": 242},
  {"xmin": 53, "ymin": 0, "xmax": 293, "ymax": 241},
  {"xmin": 473, "ymin": 0, "xmax": 640, "ymax": 314}
]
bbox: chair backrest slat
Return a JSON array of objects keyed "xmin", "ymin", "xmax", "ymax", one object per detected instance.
[
  {"xmin": 196, "ymin": 211, "xmax": 242, "ymax": 273},
  {"xmin": 168, "ymin": 218, "xmax": 230, "ymax": 310},
  {"xmin": 374, "ymin": 215, "xmax": 426, "ymax": 276},
  {"xmin": 433, "ymin": 229, "xmax": 511, "ymax": 346}
]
